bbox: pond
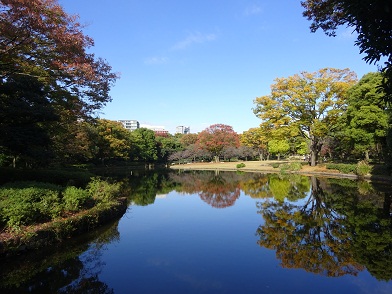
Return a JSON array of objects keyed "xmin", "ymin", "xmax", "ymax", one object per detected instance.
[{"xmin": 1, "ymin": 170, "xmax": 392, "ymax": 293}]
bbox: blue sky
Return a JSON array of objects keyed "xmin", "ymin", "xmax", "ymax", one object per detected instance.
[{"xmin": 59, "ymin": 0, "xmax": 380, "ymax": 134}]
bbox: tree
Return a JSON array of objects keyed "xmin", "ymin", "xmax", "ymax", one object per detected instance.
[
  {"xmin": 94, "ymin": 119, "xmax": 132, "ymax": 164},
  {"xmin": 0, "ymin": 74, "xmax": 57, "ymax": 167},
  {"xmin": 340, "ymin": 72, "xmax": 389, "ymax": 161},
  {"xmin": 301, "ymin": 0, "xmax": 392, "ymax": 101},
  {"xmin": 268, "ymin": 139, "xmax": 290, "ymax": 161},
  {"xmin": 130, "ymin": 128, "xmax": 158, "ymax": 163},
  {"xmin": 0, "ymin": 0, "xmax": 118, "ymax": 166},
  {"xmin": 196, "ymin": 124, "xmax": 240, "ymax": 162},
  {"xmin": 52, "ymin": 119, "xmax": 100, "ymax": 164},
  {"xmin": 253, "ymin": 68, "xmax": 357, "ymax": 166},
  {"xmin": 179, "ymin": 133, "xmax": 198, "ymax": 147},
  {"xmin": 241, "ymin": 127, "xmax": 269, "ymax": 160},
  {"xmin": 156, "ymin": 135, "xmax": 182, "ymax": 163},
  {"xmin": 0, "ymin": 0, "xmax": 118, "ymax": 115}
]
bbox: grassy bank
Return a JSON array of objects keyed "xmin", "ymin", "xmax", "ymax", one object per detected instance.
[
  {"xmin": 0, "ymin": 175, "xmax": 128, "ymax": 257},
  {"xmin": 0, "ymin": 197, "xmax": 127, "ymax": 257}
]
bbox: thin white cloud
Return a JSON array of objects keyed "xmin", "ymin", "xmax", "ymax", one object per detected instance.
[
  {"xmin": 243, "ymin": 4, "xmax": 263, "ymax": 16},
  {"xmin": 144, "ymin": 56, "xmax": 169, "ymax": 65},
  {"xmin": 171, "ymin": 32, "xmax": 217, "ymax": 51}
]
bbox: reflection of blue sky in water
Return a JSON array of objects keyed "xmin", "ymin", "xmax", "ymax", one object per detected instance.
[{"xmin": 2, "ymin": 172, "xmax": 391, "ymax": 293}]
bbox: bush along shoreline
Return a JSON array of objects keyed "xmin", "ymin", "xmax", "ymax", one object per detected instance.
[{"xmin": 0, "ymin": 177, "xmax": 128, "ymax": 258}]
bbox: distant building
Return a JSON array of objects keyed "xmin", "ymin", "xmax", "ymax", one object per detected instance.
[
  {"xmin": 118, "ymin": 120, "xmax": 139, "ymax": 131},
  {"xmin": 141, "ymin": 124, "xmax": 169, "ymax": 137},
  {"xmin": 176, "ymin": 126, "xmax": 190, "ymax": 134}
]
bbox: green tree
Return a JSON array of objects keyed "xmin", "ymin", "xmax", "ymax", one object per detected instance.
[
  {"xmin": 156, "ymin": 135, "xmax": 182, "ymax": 163},
  {"xmin": 130, "ymin": 128, "xmax": 158, "ymax": 163},
  {"xmin": 196, "ymin": 124, "xmax": 240, "ymax": 162},
  {"xmin": 94, "ymin": 119, "xmax": 132, "ymax": 164},
  {"xmin": 0, "ymin": 75, "xmax": 57, "ymax": 167},
  {"xmin": 340, "ymin": 72, "xmax": 389, "ymax": 161},
  {"xmin": 253, "ymin": 68, "xmax": 357, "ymax": 166},
  {"xmin": 301, "ymin": 0, "xmax": 392, "ymax": 101},
  {"xmin": 241, "ymin": 127, "xmax": 269, "ymax": 160},
  {"xmin": 268, "ymin": 139, "xmax": 290, "ymax": 161}
]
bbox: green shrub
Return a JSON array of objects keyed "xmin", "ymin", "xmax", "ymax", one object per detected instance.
[
  {"xmin": 279, "ymin": 163, "xmax": 290, "ymax": 171},
  {"xmin": 0, "ymin": 183, "xmax": 62, "ymax": 228},
  {"xmin": 271, "ymin": 163, "xmax": 280, "ymax": 168},
  {"xmin": 236, "ymin": 163, "xmax": 246, "ymax": 168},
  {"xmin": 38, "ymin": 192, "xmax": 63, "ymax": 219},
  {"xmin": 86, "ymin": 178, "xmax": 121, "ymax": 203},
  {"xmin": 356, "ymin": 161, "xmax": 372, "ymax": 176},
  {"xmin": 326, "ymin": 163, "xmax": 357, "ymax": 174},
  {"xmin": 0, "ymin": 178, "xmax": 122, "ymax": 230},
  {"xmin": 278, "ymin": 162, "xmax": 302, "ymax": 173},
  {"xmin": 288, "ymin": 162, "xmax": 302, "ymax": 171},
  {"xmin": 62, "ymin": 186, "xmax": 90, "ymax": 212}
]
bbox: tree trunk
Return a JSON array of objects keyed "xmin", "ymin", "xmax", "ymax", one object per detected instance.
[
  {"xmin": 258, "ymin": 148, "xmax": 263, "ymax": 161},
  {"xmin": 310, "ymin": 136, "xmax": 322, "ymax": 166},
  {"xmin": 365, "ymin": 150, "xmax": 370, "ymax": 161}
]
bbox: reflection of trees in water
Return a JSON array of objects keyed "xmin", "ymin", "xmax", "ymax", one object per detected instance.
[
  {"xmin": 170, "ymin": 171, "xmax": 251, "ymax": 208},
  {"xmin": 256, "ymin": 176, "xmax": 392, "ymax": 280},
  {"xmin": 169, "ymin": 171, "xmax": 311, "ymax": 208},
  {"xmin": 240, "ymin": 173, "xmax": 310, "ymax": 202},
  {"xmin": 0, "ymin": 221, "xmax": 120, "ymax": 292},
  {"xmin": 240, "ymin": 174, "xmax": 271, "ymax": 199},
  {"xmin": 125, "ymin": 170, "xmax": 177, "ymax": 206},
  {"xmin": 326, "ymin": 179, "xmax": 392, "ymax": 281}
]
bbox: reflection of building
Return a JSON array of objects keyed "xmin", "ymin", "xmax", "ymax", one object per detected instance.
[
  {"xmin": 118, "ymin": 120, "xmax": 139, "ymax": 131},
  {"xmin": 176, "ymin": 126, "xmax": 190, "ymax": 134}
]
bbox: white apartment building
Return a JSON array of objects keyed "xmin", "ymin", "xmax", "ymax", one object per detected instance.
[{"xmin": 118, "ymin": 120, "xmax": 139, "ymax": 131}]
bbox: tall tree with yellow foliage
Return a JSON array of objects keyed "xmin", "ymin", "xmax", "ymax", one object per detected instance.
[{"xmin": 253, "ymin": 68, "xmax": 357, "ymax": 166}]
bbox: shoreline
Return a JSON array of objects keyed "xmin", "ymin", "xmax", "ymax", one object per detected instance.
[{"xmin": 170, "ymin": 160, "xmax": 392, "ymax": 183}]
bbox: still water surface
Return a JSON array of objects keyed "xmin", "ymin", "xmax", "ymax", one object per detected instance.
[{"xmin": 1, "ymin": 170, "xmax": 392, "ymax": 293}]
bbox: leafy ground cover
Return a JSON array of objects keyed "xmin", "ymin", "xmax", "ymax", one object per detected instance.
[{"xmin": 0, "ymin": 177, "xmax": 127, "ymax": 256}]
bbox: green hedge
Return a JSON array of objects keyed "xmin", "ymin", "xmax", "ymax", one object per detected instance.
[
  {"xmin": 326, "ymin": 162, "xmax": 373, "ymax": 175},
  {"xmin": 326, "ymin": 163, "xmax": 357, "ymax": 174},
  {"xmin": 0, "ymin": 178, "xmax": 121, "ymax": 230}
]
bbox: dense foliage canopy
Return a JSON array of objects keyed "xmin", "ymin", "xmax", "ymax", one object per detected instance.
[
  {"xmin": 301, "ymin": 0, "xmax": 392, "ymax": 101},
  {"xmin": 0, "ymin": 0, "xmax": 118, "ymax": 165}
]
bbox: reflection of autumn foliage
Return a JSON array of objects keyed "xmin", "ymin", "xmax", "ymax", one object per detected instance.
[
  {"xmin": 240, "ymin": 174, "xmax": 271, "ymax": 199},
  {"xmin": 199, "ymin": 180, "xmax": 241, "ymax": 209},
  {"xmin": 170, "ymin": 171, "xmax": 248, "ymax": 208},
  {"xmin": 256, "ymin": 177, "xmax": 364, "ymax": 277}
]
